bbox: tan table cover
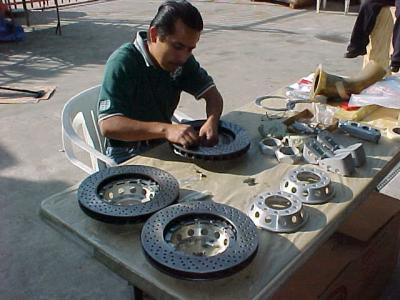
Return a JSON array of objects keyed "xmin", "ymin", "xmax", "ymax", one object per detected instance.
[{"xmin": 41, "ymin": 100, "xmax": 400, "ymax": 300}]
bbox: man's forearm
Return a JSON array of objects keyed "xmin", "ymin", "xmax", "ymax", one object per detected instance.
[
  {"xmin": 99, "ymin": 115, "xmax": 200, "ymax": 147},
  {"xmin": 99, "ymin": 116, "xmax": 169, "ymax": 142},
  {"xmin": 203, "ymin": 86, "xmax": 223, "ymax": 124}
]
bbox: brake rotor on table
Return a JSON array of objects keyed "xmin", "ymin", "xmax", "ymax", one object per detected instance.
[
  {"xmin": 171, "ymin": 120, "xmax": 251, "ymax": 160},
  {"xmin": 141, "ymin": 201, "xmax": 259, "ymax": 280},
  {"xmin": 77, "ymin": 165, "xmax": 179, "ymax": 223}
]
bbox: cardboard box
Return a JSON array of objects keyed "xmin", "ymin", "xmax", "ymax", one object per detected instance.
[
  {"xmin": 338, "ymin": 191, "xmax": 400, "ymax": 241},
  {"xmin": 321, "ymin": 215, "xmax": 400, "ymax": 300},
  {"xmin": 272, "ymin": 192, "xmax": 400, "ymax": 300}
]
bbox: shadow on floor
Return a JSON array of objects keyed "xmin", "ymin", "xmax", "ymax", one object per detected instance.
[{"xmin": 0, "ymin": 17, "xmax": 148, "ymax": 85}]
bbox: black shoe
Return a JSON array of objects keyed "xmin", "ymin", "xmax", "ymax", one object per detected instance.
[
  {"xmin": 344, "ymin": 49, "xmax": 367, "ymax": 58},
  {"xmin": 391, "ymin": 65, "xmax": 400, "ymax": 73}
]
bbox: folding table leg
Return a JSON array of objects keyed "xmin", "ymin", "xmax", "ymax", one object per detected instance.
[{"xmin": 130, "ymin": 284, "xmax": 144, "ymax": 300}]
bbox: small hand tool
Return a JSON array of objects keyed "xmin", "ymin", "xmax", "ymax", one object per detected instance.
[{"xmin": 0, "ymin": 86, "xmax": 46, "ymax": 98}]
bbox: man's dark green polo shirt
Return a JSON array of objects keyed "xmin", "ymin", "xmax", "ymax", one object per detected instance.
[{"xmin": 98, "ymin": 31, "xmax": 215, "ymax": 147}]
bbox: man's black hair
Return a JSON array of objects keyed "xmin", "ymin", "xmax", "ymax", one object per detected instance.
[{"xmin": 150, "ymin": 0, "xmax": 203, "ymax": 38}]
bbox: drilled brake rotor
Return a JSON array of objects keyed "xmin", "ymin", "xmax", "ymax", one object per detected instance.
[
  {"xmin": 77, "ymin": 165, "xmax": 179, "ymax": 223},
  {"xmin": 141, "ymin": 201, "xmax": 259, "ymax": 280},
  {"xmin": 171, "ymin": 120, "xmax": 251, "ymax": 160}
]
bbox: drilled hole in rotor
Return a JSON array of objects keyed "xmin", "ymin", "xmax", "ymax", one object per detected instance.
[
  {"xmin": 296, "ymin": 171, "xmax": 321, "ymax": 184},
  {"xmin": 265, "ymin": 196, "xmax": 292, "ymax": 210},
  {"xmin": 97, "ymin": 174, "xmax": 160, "ymax": 206},
  {"xmin": 392, "ymin": 127, "xmax": 400, "ymax": 135},
  {"xmin": 164, "ymin": 214, "xmax": 236, "ymax": 257}
]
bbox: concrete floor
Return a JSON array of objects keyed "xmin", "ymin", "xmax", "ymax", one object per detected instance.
[{"xmin": 0, "ymin": 0, "xmax": 399, "ymax": 299}]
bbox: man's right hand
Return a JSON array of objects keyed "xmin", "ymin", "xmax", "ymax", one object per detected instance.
[{"xmin": 165, "ymin": 124, "xmax": 199, "ymax": 148}]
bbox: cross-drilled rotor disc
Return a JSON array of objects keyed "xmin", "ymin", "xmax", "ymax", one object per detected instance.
[
  {"xmin": 141, "ymin": 201, "xmax": 259, "ymax": 280},
  {"xmin": 171, "ymin": 120, "xmax": 251, "ymax": 160},
  {"xmin": 77, "ymin": 165, "xmax": 179, "ymax": 223}
]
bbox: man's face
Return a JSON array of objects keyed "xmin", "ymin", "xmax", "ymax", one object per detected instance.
[{"xmin": 148, "ymin": 19, "xmax": 201, "ymax": 72}]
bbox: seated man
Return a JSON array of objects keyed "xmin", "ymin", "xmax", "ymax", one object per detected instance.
[
  {"xmin": 344, "ymin": 0, "xmax": 400, "ymax": 72},
  {"xmin": 98, "ymin": 0, "xmax": 223, "ymax": 163}
]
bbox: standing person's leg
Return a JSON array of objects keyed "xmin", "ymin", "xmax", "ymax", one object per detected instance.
[
  {"xmin": 390, "ymin": 0, "xmax": 400, "ymax": 71},
  {"xmin": 345, "ymin": 0, "xmax": 395, "ymax": 58}
]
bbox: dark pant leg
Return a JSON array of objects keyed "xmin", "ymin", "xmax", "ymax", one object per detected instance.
[
  {"xmin": 391, "ymin": 0, "xmax": 400, "ymax": 65},
  {"xmin": 347, "ymin": 0, "xmax": 395, "ymax": 52}
]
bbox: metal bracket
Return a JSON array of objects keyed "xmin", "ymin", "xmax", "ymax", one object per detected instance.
[
  {"xmin": 275, "ymin": 146, "xmax": 302, "ymax": 164},
  {"xmin": 316, "ymin": 130, "xmax": 341, "ymax": 151},
  {"xmin": 338, "ymin": 120, "xmax": 381, "ymax": 143},
  {"xmin": 282, "ymin": 135, "xmax": 313, "ymax": 151},
  {"xmin": 303, "ymin": 139, "xmax": 355, "ymax": 176},
  {"xmin": 317, "ymin": 130, "xmax": 366, "ymax": 167},
  {"xmin": 319, "ymin": 152, "xmax": 355, "ymax": 176},
  {"xmin": 334, "ymin": 143, "xmax": 365, "ymax": 168},
  {"xmin": 303, "ymin": 139, "xmax": 333, "ymax": 164}
]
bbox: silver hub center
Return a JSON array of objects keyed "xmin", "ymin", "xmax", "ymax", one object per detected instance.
[
  {"xmin": 165, "ymin": 218, "xmax": 235, "ymax": 257},
  {"xmin": 98, "ymin": 179, "xmax": 160, "ymax": 206}
]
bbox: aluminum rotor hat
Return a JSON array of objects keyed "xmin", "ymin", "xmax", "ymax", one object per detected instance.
[
  {"xmin": 247, "ymin": 191, "xmax": 307, "ymax": 233},
  {"xmin": 171, "ymin": 120, "xmax": 251, "ymax": 160},
  {"xmin": 77, "ymin": 165, "xmax": 179, "ymax": 223},
  {"xmin": 141, "ymin": 201, "xmax": 259, "ymax": 280},
  {"xmin": 280, "ymin": 166, "xmax": 334, "ymax": 204}
]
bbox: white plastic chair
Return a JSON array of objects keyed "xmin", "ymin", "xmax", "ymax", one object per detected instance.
[
  {"xmin": 62, "ymin": 85, "xmax": 193, "ymax": 174},
  {"xmin": 317, "ymin": 0, "xmax": 350, "ymax": 14},
  {"xmin": 62, "ymin": 85, "xmax": 117, "ymax": 174}
]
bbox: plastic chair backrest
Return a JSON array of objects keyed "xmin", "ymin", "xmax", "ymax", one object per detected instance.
[
  {"xmin": 62, "ymin": 85, "xmax": 116, "ymax": 174},
  {"xmin": 61, "ymin": 85, "xmax": 193, "ymax": 174}
]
